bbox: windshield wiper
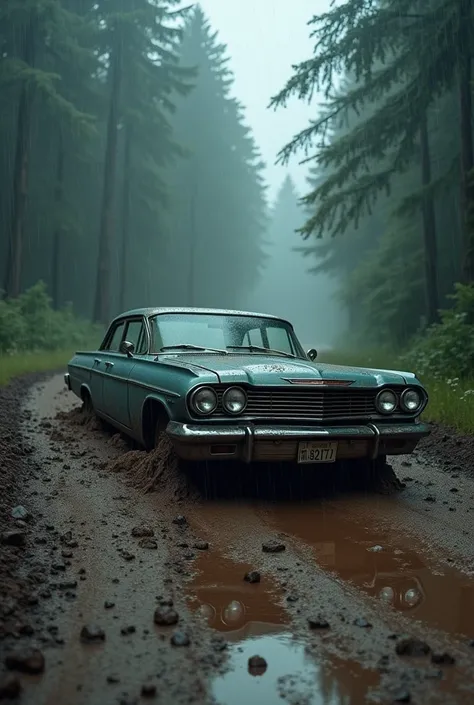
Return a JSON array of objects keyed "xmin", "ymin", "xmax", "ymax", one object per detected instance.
[
  {"xmin": 226, "ymin": 345, "xmax": 296, "ymax": 359},
  {"xmin": 158, "ymin": 344, "xmax": 228, "ymax": 354}
]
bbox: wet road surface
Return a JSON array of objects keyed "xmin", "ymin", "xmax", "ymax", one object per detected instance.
[{"xmin": 4, "ymin": 375, "xmax": 474, "ymax": 704}]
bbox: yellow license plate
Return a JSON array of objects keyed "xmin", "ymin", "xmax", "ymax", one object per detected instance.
[{"xmin": 297, "ymin": 441, "xmax": 338, "ymax": 464}]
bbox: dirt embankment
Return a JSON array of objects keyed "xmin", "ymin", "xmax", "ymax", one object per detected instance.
[{"xmin": 1, "ymin": 373, "xmax": 474, "ymax": 705}]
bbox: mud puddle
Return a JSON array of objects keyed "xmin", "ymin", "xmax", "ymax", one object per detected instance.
[
  {"xmin": 258, "ymin": 502, "xmax": 474, "ymax": 638},
  {"xmin": 185, "ymin": 549, "xmax": 379, "ymax": 705}
]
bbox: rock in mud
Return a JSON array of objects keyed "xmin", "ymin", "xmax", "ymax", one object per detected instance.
[
  {"xmin": 153, "ymin": 606, "xmax": 179, "ymax": 626},
  {"xmin": 120, "ymin": 625, "xmax": 136, "ymax": 636},
  {"xmin": 431, "ymin": 652, "xmax": 455, "ymax": 665},
  {"xmin": 121, "ymin": 551, "xmax": 135, "ymax": 561},
  {"xmin": 1, "ymin": 531, "xmax": 26, "ymax": 547},
  {"xmin": 393, "ymin": 690, "xmax": 411, "ymax": 703},
  {"xmin": 141, "ymin": 684, "xmax": 157, "ymax": 697},
  {"xmin": 139, "ymin": 538, "xmax": 158, "ymax": 550},
  {"xmin": 5, "ymin": 648, "xmax": 45, "ymax": 674},
  {"xmin": 170, "ymin": 630, "xmax": 190, "ymax": 647},
  {"xmin": 262, "ymin": 540, "xmax": 285, "ymax": 553},
  {"xmin": 395, "ymin": 637, "xmax": 430, "ymax": 657},
  {"xmin": 193, "ymin": 540, "xmax": 209, "ymax": 550},
  {"xmin": 172, "ymin": 515, "xmax": 187, "ymax": 526},
  {"xmin": 80, "ymin": 625, "xmax": 105, "ymax": 643},
  {"xmin": 244, "ymin": 570, "xmax": 261, "ymax": 583},
  {"xmin": 104, "ymin": 600, "xmax": 115, "ymax": 609},
  {"xmin": 131, "ymin": 525, "xmax": 154, "ymax": 538},
  {"xmin": 0, "ymin": 673, "xmax": 21, "ymax": 699},
  {"xmin": 11, "ymin": 506, "xmax": 29, "ymax": 521},
  {"xmin": 308, "ymin": 616, "xmax": 330, "ymax": 630},
  {"xmin": 248, "ymin": 655, "xmax": 267, "ymax": 676},
  {"xmin": 354, "ymin": 617, "xmax": 372, "ymax": 628}
]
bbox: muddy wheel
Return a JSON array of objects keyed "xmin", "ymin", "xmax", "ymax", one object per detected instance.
[
  {"xmin": 81, "ymin": 390, "xmax": 94, "ymax": 414},
  {"xmin": 153, "ymin": 414, "xmax": 169, "ymax": 450}
]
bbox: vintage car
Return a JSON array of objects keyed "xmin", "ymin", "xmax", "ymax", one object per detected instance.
[{"xmin": 64, "ymin": 307, "xmax": 430, "ymax": 467}]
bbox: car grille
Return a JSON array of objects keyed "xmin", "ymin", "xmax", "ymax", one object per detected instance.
[{"xmin": 215, "ymin": 386, "xmax": 379, "ymax": 422}]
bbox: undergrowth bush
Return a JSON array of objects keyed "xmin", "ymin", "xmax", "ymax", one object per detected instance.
[
  {"xmin": 399, "ymin": 283, "xmax": 474, "ymax": 379},
  {"xmin": 0, "ymin": 281, "xmax": 102, "ymax": 354}
]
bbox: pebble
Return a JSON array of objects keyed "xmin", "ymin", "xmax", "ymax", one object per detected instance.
[
  {"xmin": 262, "ymin": 540, "xmax": 285, "ymax": 553},
  {"xmin": 308, "ymin": 616, "xmax": 330, "ymax": 630},
  {"xmin": 353, "ymin": 617, "xmax": 372, "ymax": 628},
  {"xmin": 0, "ymin": 674, "xmax": 21, "ymax": 698},
  {"xmin": 248, "ymin": 655, "xmax": 267, "ymax": 675},
  {"xmin": 172, "ymin": 515, "xmax": 187, "ymax": 526},
  {"xmin": 153, "ymin": 607, "xmax": 179, "ymax": 626},
  {"xmin": 131, "ymin": 525, "xmax": 154, "ymax": 538},
  {"xmin": 104, "ymin": 601, "xmax": 115, "ymax": 609},
  {"xmin": 395, "ymin": 637, "xmax": 430, "ymax": 657},
  {"xmin": 193, "ymin": 540, "xmax": 209, "ymax": 550},
  {"xmin": 80, "ymin": 625, "xmax": 105, "ymax": 643},
  {"xmin": 139, "ymin": 538, "xmax": 158, "ymax": 550},
  {"xmin": 1, "ymin": 531, "xmax": 26, "ymax": 547},
  {"xmin": 4, "ymin": 648, "xmax": 45, "ymax": 674},
  {"xmin": 141, "ymin": 684, "xmax": 157, "ymax": 697},
  {"xmin": 120, "ymin": 626, "xmax": 136, "ymax": 636},
  {"xmin": 244, "ymin": 571, "xmax": 261, "ymax": 584},
  {"xmin": 170, "ymin": 630, "xmax": 190, "ymax": 646},
  {"xmin": 431, "ymin": 652, "xmax": 455, "ymax": 665}
]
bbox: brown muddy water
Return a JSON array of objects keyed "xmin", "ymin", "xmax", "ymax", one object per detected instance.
[{"xmin": 186, "ymin": 551, "xmax": 379, "ymax": 705}]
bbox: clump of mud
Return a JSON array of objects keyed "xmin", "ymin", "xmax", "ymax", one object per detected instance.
[
  {"xmin": 372, "ymin": 461, "xmax": 405, "ymax": 495},
  {"xmin": 106, "ymin": 435, "xmax": 197, "ymax": 500},
  {"xmin": 56, "ymin": 406, "xmax": 102, "ymax": 433}
]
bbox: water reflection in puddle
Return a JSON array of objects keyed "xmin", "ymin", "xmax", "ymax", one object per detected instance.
[
  {"xmin": 186, "ymin": 551, "xmax": 378, "ymax": 705},
  {"xmin": 260, "ymin": 503, "xmax": 474, "ymax": 637}
]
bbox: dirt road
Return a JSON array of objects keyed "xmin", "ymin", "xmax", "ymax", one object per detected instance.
[{"xmin": 1, "ymin": 374, "xmax": 474, "ymax": 704}]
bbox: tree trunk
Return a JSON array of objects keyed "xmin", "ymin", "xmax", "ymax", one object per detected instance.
[
  {"xmin": 458, "ymin": 0, "xmax": 474, "ymax": 282},
  {"xmin": 93, "ymin": 28, "xmax": 123, "ymax": 323},
  {"xmin": 3, "ymin": 16, "xmax": 36, "ymax": 298},
  {"xmin": 188, "ymin": 182, "xmax": 197, "ymax": 306},
  {"xmin": 118, "ymin": 122, "xmax": 132, "ymax": 312},
  {"xmin": 51, "ymin": 131, "xmax": 65, "ymax": 309},
  {"xmin": 419, "ymin": 111, "xmax": 439, "ymax": 324}
]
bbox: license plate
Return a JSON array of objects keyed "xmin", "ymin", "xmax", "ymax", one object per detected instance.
[{"xmin": 297, "ymin": 441, "xmax": 338, "ymax": 464}]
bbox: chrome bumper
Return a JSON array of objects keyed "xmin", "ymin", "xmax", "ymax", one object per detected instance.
[
  {"xmin": 64, "ymin": 373, "xmax": 71, "ymax": 390},
  {"xmin": 166, "ymin": 420, "xmax": 431, "ymax": 463}
]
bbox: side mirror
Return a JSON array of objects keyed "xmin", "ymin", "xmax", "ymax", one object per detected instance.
[
  {"xmin": 307, "ymin": 348, "xmax": 317, "ymax": 361},
  {"xmin": 120, "ymin": 340, "xmax": 135, "ymax": 357}
]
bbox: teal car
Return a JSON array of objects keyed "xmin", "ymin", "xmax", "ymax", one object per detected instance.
[{"xmin": 64, "ymin": 307, "xmax": 430, "ymax": 467}]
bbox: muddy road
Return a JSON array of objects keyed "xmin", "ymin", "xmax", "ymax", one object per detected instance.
[{"xmin": 1, "ymin": 374, "xmax": 474, "ymax": 704}]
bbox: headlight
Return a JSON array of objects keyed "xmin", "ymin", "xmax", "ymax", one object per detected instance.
[
  {"xmin": 401, "ymin": 388, "xmax": 422, "ymax": 413},
  {"xmin": 190, "ymin": 386, "xmax": 218, "ymax": 415},
  {"xmin": 403, "ymin": 587, "xmax": 421, "ymax": 607},
  {"xmin": 379, "ymin": 586, "xmax": 395, "ymax": 603},
  {"xmin": 222, "ymin": 386, "xmax": 247, "ymax": 415},
  {"xmin": 376, "ymin": 389, "xmax": 397, "ymax": 414}
]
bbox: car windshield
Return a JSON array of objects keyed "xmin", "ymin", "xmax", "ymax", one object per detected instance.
[{"xmin": 149, "ymin": 312, "xmax": 303, "ymax": 357}]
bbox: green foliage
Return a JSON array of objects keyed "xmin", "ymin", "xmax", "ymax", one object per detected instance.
[
  {"xmin": 0, "ymin": 281, "xmax": 102, "ymax": 354},
  {"xmin": 400, "ymin": 284, "xmax": 474, "ymax": 379}
]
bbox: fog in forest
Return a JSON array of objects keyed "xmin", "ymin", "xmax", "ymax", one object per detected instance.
[{"xmin": 1, "ymin": 0, "xmax": 473, "ymax": 362}]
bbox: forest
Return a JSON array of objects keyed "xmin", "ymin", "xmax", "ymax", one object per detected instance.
[{"xmin": 1, "ymin": 0, "xmax": 474, "ymax": 392}]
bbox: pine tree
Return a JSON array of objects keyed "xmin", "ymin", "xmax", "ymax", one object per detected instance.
[
  {"xmin": 161, "ymin": 6, "xmax": 267, "ymax": 310},
  {"xmin": 270, "ymin": 0, "xmax": 473, "ymax": 329}
]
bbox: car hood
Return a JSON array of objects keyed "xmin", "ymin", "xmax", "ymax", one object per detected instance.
[{"xmin": 159, "ymin": 353, "xmax": 413, "ymax": 387}]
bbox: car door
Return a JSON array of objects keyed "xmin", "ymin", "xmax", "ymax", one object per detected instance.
[
  {"xmin": 102, "ymin": 317, "xmax": 146, "ymax": 428},
  {"xmin": 89, "ymin": 321, "xmax": 125, "ymax": 413}
]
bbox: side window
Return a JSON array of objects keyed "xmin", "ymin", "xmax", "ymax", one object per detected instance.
[
  {"xmin": 124, "ymin": 320, "xmax": 147, "ymax": 354},
  {"xmin": 105, "ymin": 322, "xmax": 125, "ymax": 352},
  {"xmin": 246, "ymin": 328, "xmax": 264, "ymax": 346}
]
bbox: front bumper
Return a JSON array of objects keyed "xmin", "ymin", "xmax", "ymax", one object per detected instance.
[
  {"xmin": 166, "ymin": 420, "xmax": 431, "ymax": 463},
  {"xmin": 64, "ymin": 373, "xmax": 71, "ymax": 390}
]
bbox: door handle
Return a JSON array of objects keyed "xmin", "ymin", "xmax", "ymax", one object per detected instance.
[
  {"xmin": 94, "ymin": 358, "xmax": 101, "ymax": 365},
  {"xmin": 105, "ymin": 361, "xmax": 114, "ymax": 369}
]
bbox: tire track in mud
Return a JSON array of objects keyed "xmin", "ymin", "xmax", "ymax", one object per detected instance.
[{"xmin": 7, "ymin": 374, "xmax": 474, "ymax": 705}]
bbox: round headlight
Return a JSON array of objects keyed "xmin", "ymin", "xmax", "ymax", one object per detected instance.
[
  {"xmin": 401, "ymin": 388, "xmax": 422, "ymax": 413},
  {"xmin": 222, "ymin": 386, "xmax": 247, "ymax": 415},
  {"xmin": 403, "ymin": 587, "xmax": 421, "ymax": 607},
  {"xmin": 379, "ymin": 586, "xmax": 395, "ymax": 603},
  {"xmin": 376, "ymin": 389, "xmax": 397, "ymax": 414},
  {"xmin": 190, "ymin": 386, "xmax": 218, "ymax": 415}
]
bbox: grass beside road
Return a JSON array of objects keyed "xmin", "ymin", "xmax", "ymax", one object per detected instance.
[
  {"xmin": 0, "ymin": 350, "xmax": 72, "ymax": 387},
  {"xmin": 319, "ymin": 349, "xmax": 474, "ymax": 435}
]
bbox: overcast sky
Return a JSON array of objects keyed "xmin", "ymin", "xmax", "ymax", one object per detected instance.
[{"xmin": 194, "ymin": 0, "xmax": 332, "ymax": 202}]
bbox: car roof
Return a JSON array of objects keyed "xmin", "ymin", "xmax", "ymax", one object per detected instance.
[{"xmin": 114, "ymin": 307, "xmax": 291, "ymax": 325}]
